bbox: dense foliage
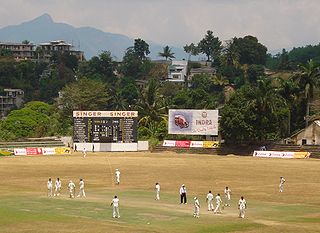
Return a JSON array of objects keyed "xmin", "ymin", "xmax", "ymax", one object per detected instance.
[{"xmin": 0, "ymin": 35, "xmax": 320, "ymax": 144}]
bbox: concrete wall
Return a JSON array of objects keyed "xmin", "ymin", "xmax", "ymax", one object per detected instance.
[{"xmin": 74, "ymin": 141, "xmax": 149, "ymax": 152}]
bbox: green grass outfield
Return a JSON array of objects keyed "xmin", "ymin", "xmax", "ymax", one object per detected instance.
[{"xmin": 0, "ymin": 152, "xmax": 319, "ymax": 233}]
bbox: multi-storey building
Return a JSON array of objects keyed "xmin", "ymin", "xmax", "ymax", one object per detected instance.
[
  {"xmin": 0, "ymin": 40, "xmax": 84, "ymax": 62},
  {"xmin": 38, "ymin": 40, "xmax": 84, "ymax": 62},
  {"xmin": 0, "ymin": 89, "xmax": 24, "ymax": 118},
  {"xmin": 0, "ymin": 42, "xmax": 35, "ymax": 60}
]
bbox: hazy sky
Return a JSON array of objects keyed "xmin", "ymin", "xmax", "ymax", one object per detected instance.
[{"xmin": 1, "ymin": 0, "xmax": 319, "ymax": 52}]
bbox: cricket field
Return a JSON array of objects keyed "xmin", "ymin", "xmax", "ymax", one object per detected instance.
[{"xmin": 0, "ymin": 152, "xmax": 319, "ymax": 233}]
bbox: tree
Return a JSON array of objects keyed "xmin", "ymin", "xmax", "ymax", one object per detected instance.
[
  {"xmin": 57, "ymin": 78, "xmax": 110, "ymax": 118},
  {"xmin": 293, "ymin": 59, "xmax": 320, "ymax": 127},
  {"xmin": 137, "ymin": 78, "xmax": 168, "ymax": 126},
  {"xmin": 79, "ymin": 51, "xmax": 116, "ymax": 83},
  {"xmin": 158, "ymin": 46, "xmax": 175, "ymax": 60},
  {"xmin": 220, "ymin": 80, "xmax": 289, "ymax": 142},
  {"xmin": 221, "ymin": 38, "xmax": 240, "ymax": 68},
  {"xmin": 0, "ymin": 102, "xmax": 51, "ymax": 139},
  {"xmin": 233, "ymin": 35, "xmax": 267, "ymax": 65},
  {"xmin": 133, "ymin": 38, "xmax": 150, "ymax": 60},
  {"xmin": 197, "ymin": 30, "xmax": 222, "ymax": 62},
  {"xmin": 184, "ymin": 43, "xmax": 199, "ymax": 60}
]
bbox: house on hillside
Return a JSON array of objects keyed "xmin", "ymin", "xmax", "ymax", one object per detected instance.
[
  {"xmin": 38, "ymin": 40, "xmax": 84, "ymax": 62},
  {"xmin": 290, "ymin": 120, "xmax": 320, "ymax": 145},
  {"xmin": 0, "ymin": 89, "xmax": 24, "ymax": 118},
  {"xmin": 0, "ymin": 42, "xmax": 35, "ymax": 60},
  {"xmin": 167, "ymin": 60, "xmax": 188, "ymax": 83}
]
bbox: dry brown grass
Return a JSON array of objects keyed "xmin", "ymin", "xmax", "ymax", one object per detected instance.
[{"xmin": 0, "ymin": 152, "xmax": 319, "ymax": 233}]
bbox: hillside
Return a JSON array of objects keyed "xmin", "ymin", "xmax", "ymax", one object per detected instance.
[{"xmin": 0, "ymin": 14, "xmax": 187, "ymax": 60}]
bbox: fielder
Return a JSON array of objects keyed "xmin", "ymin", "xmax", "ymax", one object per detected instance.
[
  {"xmin": 238, "ymin": 196, "xmax": 247, "ymax": 218},
  {"xmin": 68, "ymin": 180, "xmax": 76, "ymax": 198},
  {"xmin": 47, "ymin": 178, "xmax": 53, "ymax": 197},
  {"xmin": 83, "ymin": 147, "xmax": 87, "ymax": 158},
  {"xmin": 279, "ymin": 176, "xmax": 285, "ymax": 192},
  {"xmin": 111, "ymin": 195, "xmax": 120, "ymax": 218},
  {"xmin": 155, "ymin": 182, "xmax": 160, "ymax": 200},
  {"xmin": 115, "ymin": 169, "xmax": 120, "ymax": 185},
  {"xmin": 77, "ymin": 178, "xmax": 86, "ymax": 198},
  {"xmin": 54, "ymin": 178, "xmax": 61, "ymax": 197},
  {"xmin": 213, "ymin": 193, "xmax": 223, "ymax": 214},
  {"xmin": 193, "ymin": 197, "xmax": 200, "ymax": 218},
  {"xmin": 224, "ymin": 186, "xmax": 231, "ymax": 206},
  {"xmin": 206, "ymin": 190, "xmax": 214, "ymax": 211}
]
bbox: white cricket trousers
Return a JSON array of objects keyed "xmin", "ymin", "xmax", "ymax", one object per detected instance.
[
  {"xmin": 78, "ymin": 188, "xmax": 86, "ymax": 197},
  {"xmin": 214, "ymin": 203, "xmax": 222, "ymax": 213},
  {"xmin": 194, "ymin": 206, "xmax": 200, "ymax": 217},
  {"xmin": 239, "ymin": 207, "xmax": 245, "ymax": 218},
  {"xmin": 113, "ymin": 206, "xmax": 120, "ymax": 218},
  {"xmin": 208, "ymin": 200, "xmax": 213, "ymax": 211}
]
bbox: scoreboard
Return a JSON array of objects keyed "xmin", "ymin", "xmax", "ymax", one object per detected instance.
[{"xmin": 73, "ymin": 111, "xmax": 138, "ymax": 143}]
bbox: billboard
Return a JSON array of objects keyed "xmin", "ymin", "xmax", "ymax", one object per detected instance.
[
  {"xmin": 168, "ymin": 109, "xmax": 218, "ymax": 135},
  {"xmin": 253, "ymin": 151, "xmax": 310, "ymax": 159},
  {"xmin": 73, "ymin": 111, "xmax": 138, "ymax": 143}
]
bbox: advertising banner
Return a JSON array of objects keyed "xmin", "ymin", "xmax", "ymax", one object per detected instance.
[
  {"xmin": 26, "ymin": 148, "xmax": 43, "ymax": 156},
  {"xmin": 162, "ymin": 140, "xmax": 219, "ymax": 149},
  {"xmin": 203, "ymin": 141, "xmax": 220, "ymax": 148},
  {"xmin": 253, "ymin": 151, "xmax": 310, "ymax": 159},
  {"xmin": 168, "ymin": 109, "xmax": 218, "ymax": 135},
  {"xmin": 55, "ymin": 147, "xmax": 71, "ymax": 154},
  {"xmin": 0, "ymin": 149, "xmax": 13, "ymax": 156},
  {"xmin": 14, "ymin": 148, "xmax": 27, "ymax": 155},
  {"xmin": 190, "ymin": 141, "xmax": 204, "ymax": 148},
  {"xmin": 42, "ymin": 148, "xmax": 56, "ymax": 155},
  {"xmin": 163, "ymin": 140, "xmax": 176, "ymax": 147},
  {"xmin": 175, "ymin": 140, "xmax": 191, "ymax": 148}
]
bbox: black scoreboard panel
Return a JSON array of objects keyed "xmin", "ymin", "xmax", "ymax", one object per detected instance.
[{"xmin": 73, "ymin": 117, "xmax": 137, "ymax": 143}]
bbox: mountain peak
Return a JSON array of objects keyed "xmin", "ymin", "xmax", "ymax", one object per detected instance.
[{"xmin": 31, "ymin": 13, "xmax": 54, "ymax": 24}]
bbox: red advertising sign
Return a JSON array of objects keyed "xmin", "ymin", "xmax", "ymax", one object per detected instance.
[
  {"xmin": 175, "ymin": 140, "xmax": 191, "ymax": 148},
  {"xmin": 26, "ymin": 148, "xmax": 43, "ymax": 156}
]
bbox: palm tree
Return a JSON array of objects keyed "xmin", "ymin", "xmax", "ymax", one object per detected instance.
[
  {"xmin": 136, "ymin": 78, "xmax": 168, "ymax": 126},
  {"xmin": 221, "ymin": 38, "xmax": 240, "ymax": 68},
  {"xmin": 276, "ymin": 77, "xmax": 300, "ymax": 135},
  {"xmin": 293, "ymin": 59, "xmax": 320, "ymax": 127},
  {"xmin": 255, "ymin": 78, "xmax": 287, "ymax": 113},
  {"xmin": 158, "ymin": 46, "xmax": 175, "ymax": 60},
  {"xmin": 108, "ymin": 87, "xmax": 128, "ymax": 110}
]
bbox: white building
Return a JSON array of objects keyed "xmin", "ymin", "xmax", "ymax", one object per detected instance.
[
  {"xmin": 291, "ymin": 120, "xmax": 320, "ymax": 145},
  {"xmin": 167, "ymin": 60, "xmax": 188, "ymax": 83}
]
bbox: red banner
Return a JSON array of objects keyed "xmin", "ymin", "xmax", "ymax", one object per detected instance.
[
  {"xmin": 26, "ymin": 148, "xmax": 43, "ymax": 156},
  {"xmin": 175, "ymin": 140, "xmax": 191, "ymax": 148}
]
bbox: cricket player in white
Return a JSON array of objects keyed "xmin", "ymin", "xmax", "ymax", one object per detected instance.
[
  {"xmin": 47, "ymin": 178, "xmax": 53, "ymax": 197},
  {"xmin": 68, "ymin": 180, "xmax": 76, "ymax": 198},
  {"xmin": 111, "ymin": 195, "xmax": 120, "ymax": 218},
  {"xmin": 54, "ymin": 178, "xmax": 61, "ymax": 196},
  {"xmin": 279, "ymin": 176, "xmax": 285, "ymax": 192},
  {"xmin": 155, "ymin": 182, "xmax": 160, "ymax": 200},
  {"xmin": 193, "ymin": 197, "xmax": 200, "ymax": 218},
  {"xmin": 213, "ymin": 193, "xmax": 223, "ymax": 214},
  {"xmin": 206, "ymin": 190, "xmax": 214, "ymax": 211},
  {"xmin": 115, "ymin": 169, "xmax": 120, "ymax": 185},
  {"xmin": 238, "ymin": 196, "xmax": 247, "ymax": 218},
  {"xmin": 77, "ymin": 178, "xmax": 86, "ymax": 198},
  {"xmin": 83, "ymin": 147, "xmax": 87, "ymax": 158},
  {"xmin": 224, "ymin": 186, "xmax": 231, "ymax": 206}
]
